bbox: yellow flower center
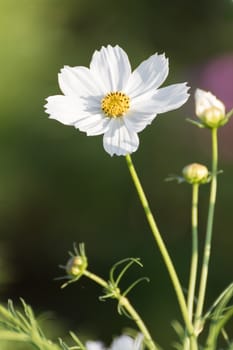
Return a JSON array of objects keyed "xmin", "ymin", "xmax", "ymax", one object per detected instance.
[{"xmin": 101, "ymin": 92, "xmax": 130, "ymax": 118}]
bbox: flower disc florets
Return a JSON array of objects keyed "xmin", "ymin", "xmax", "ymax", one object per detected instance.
[
  {"xmin": 101, "ymin": 92, "xmax": 130, "ymax": 117},
  {"xmin": 182, "ymin": 163, "xmax": 209, "ymax": 184}
]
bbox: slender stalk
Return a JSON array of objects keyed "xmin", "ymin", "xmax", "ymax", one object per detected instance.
[
  {"xmin": 204, "ymin": 307, "xmax": 233, "ymax": 350},
  {"xmin": 125, "ymin": 154, "xmax": 197, "ymax": 348},
  {"xmin": 120, "ymin": 296, "xmax": 157, "ymax": 350},
  {"xmin": 187, "ymin": 183, "xmax": 199, "ymax": 320},
  {"xmin": 83, "ymin": 270, "xmax": 158, "ymax": 350},
  {"xmin": 83, "ymin": 270, "xmax": 109, "ymax": 289},
  {"xmin": 194, "ymin": 128, "xmax": 218, "ymax": 333},
  {"xmin": 184, "ymin": 183, "xmax": 199, "ymax": 350}
]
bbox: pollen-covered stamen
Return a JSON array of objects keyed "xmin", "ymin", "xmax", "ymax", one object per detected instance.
[{"xmin": 101, "ymin": 91, "xmax": 130, "ymax": 118}]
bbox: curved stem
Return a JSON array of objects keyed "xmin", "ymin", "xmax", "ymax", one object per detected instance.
[
  {"xmin": 84, "ymin": 270, "xmax": 109, "ymax": 289},
  {"xmin": 194, "ymin": 128, "xmax": 218, "ymax": 333},
  {"xmin": 120, "ymin": 296, "xmax": 157, "ymax": 350},
  {"xmin": 187, "ymin": 183, "xmax": 199, "ymax": 321},
  {"xmin": 125, "ymin": 154, "xmax": 196, "ymax": 346},
  {"xmin": 83, "ymin": 270, "xmax": 158, "ymax": 350}
]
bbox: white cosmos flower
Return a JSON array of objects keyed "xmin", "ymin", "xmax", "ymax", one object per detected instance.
[
  {"xmin": 86, "ymin": 334, "xmax": 143, "ymax": 350},
  {"xmin": 45, "ymin": 45, "xmax": 189, "ymax": 156},
  {"xmin": 110, "ymin": 334, "xmax": 143, "ymax": 350},
  {"xmin": 85, "ymin": 340, "xmax": 105, "ymax": 350}
]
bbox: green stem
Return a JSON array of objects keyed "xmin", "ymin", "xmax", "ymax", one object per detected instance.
[
  {"xmin": 125, "ymin": 154, "xmax": 196, "ymax": 347},
  {"xmin": 184, "ymin": 184, "xmax": 199, "ymax": 350},
  {"xmin": 83, "ymin": 270, "xmax": 109, "ymax": 289},
  {"xmin": 83, "ymin": 270, "xmax": 158, "ymax": 350},
  {"xmin": 194, "ymin": 128, "xmax": 218, "ymax": 333},
  {"xmin": 120, "ymin": 297, "xmax": 157, "ymax": 350},
  {"xmin": 187, "ymin": 183, "xmax": 199, "ymax": 321},
  {"xmin": 204, "ymin": 307, "xmax": 233, "ymax": 350}
]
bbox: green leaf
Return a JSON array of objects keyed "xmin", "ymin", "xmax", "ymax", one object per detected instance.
[
  {"xmin": 204, "ymin": 283, "xmax": 233, "ymax": 350},
  {"xmin": 70, "ymin": 332, "xmax": 87, "ymax": 350},
  {"xmin": 226, "ymin": 108, "xmax": 233, "ymax": 120},
  {"xmin": 59, "ymin": 338, "xmax": 71, "ymax": 350},
  {"xmin": 0, "ymin": 300, "xmax": 62, "ymax": 350},
  {"xmin": 186, "ymin": 118, "xmax": 206, "ymax": 128},
  {"xmin": 0, "ymin": 330, "xmax": 29, "ymax": 342}
]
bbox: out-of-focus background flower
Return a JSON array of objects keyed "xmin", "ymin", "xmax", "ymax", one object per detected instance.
[{"xmin": 0, "ymin": 0, "xmax": 233, "ymax": 348}]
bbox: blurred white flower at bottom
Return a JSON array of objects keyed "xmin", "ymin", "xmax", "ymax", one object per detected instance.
[
  {"xmin": 86, "ymin": 340, "xmax": 105, "ymax": 350},
  {"xmin": 86, "ymin": 334, "xmax": 143, "ymax": 350}
]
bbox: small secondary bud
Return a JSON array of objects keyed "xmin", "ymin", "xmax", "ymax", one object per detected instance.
[
  {"xmin": 182, "ymin": 163, "xmax": 209, "ymax": 184},
  {"xmin": 66, "ymin": 256, "xmax": 86, "ymax": 276}
]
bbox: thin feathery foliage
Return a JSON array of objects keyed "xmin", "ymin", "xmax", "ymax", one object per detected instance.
[{"xmin": 0, "ymin": 299, "xmax": 84, "ymax": 350}]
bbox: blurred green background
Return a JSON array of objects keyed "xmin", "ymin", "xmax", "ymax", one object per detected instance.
[{"xmin": 0, "ymin": 0, "xmax": 233, "ymax": 348}]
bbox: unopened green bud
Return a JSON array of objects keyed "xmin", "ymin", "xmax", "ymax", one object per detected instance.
[
  {"xmin": 182, "ymin": 163, "xmax": 209, "ymax": 184},
  {"xmin": 66, "ymin": 256, "xmax": 87, "ymax": 276}
]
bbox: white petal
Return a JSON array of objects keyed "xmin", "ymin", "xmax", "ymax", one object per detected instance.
[
  {"xmin": 58, "ymin": 66, "xmax": 102, "ymax": 97},
  {"xmin": 86, "ymin": 341, "xmax": 106, "ymax": 350},
  {"xmin": 44, "ymin": 95, "xmax": 86, "ymax": 125},
  {"xmin": 74, "ymin": 113, "xmax": 110, "ymax": 136},
  {"xmin": 125, "ymin": 53, "xmax": 168, "ymax": 100},
  {"xmin": 103, "ymin": 118, "xmax": 139, "ymax": 156},
  {"xmin": 124, "ymin": 110, "xmax": 156, "ymax": 133},
  {"xmin": 131, "ymin": 83, "xmax": 190, "ymax": 114},
  {"xmin": 110, "ymin": 335, "xmax": 134, "ymax": 350},
  {"xmin": 195, "ymin": 89, "xmax": 225, "ymax": 116},
  {"xmin": 90, "ymin": 45, "xmax": 131, "ymax": 92},
  {"xmin": 133, "ymin": 334, "xmax": 144, "ymax": 350}
]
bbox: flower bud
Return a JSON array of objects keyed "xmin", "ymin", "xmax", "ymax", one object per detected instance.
[
  {"xmin": 195, "ymin": 89, "xmax": 226, "ymax": 128},
  {"xmin": 66, "ymin": 256, "xmax": 87, "ymax": 276},
  {"xmin": 182, "ymin": 163, "xmax": 209, "ymax": 184}
]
